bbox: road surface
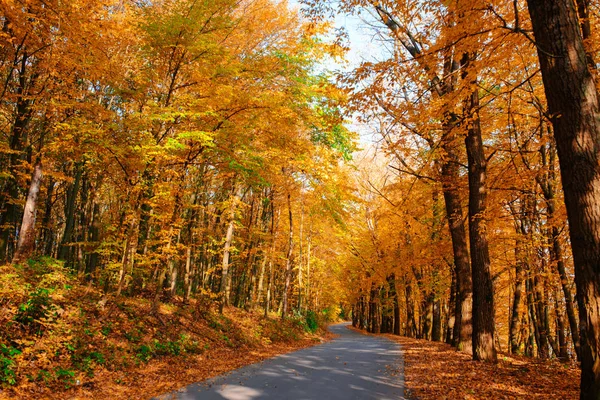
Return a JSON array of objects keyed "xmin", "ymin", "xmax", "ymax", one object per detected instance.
[{"xmin": 155, "ymin": 322, "xmax": 405, "ymax": 400}]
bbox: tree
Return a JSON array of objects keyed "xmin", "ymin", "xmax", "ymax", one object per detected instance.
[{"xmin": 526, "ymin": 0, "xmax": 600, "ymax": 396}]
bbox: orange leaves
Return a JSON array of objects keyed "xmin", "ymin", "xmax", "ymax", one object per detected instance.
[{"xmin": 392, "ymin": 334, "xmax": 579, "ymax": 400}]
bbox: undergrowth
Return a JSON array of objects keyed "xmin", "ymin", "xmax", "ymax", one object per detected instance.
[{"xmin": 0, "ymin": 258, "xmax": 328, "ymax": 398}]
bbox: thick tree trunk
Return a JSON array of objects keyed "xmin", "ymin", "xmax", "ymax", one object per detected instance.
[
  {"xmin": 439, "ymin": 113, "xmax": 474, "ymax": 354},
  {"xmin": 442, "ymin": 137, "xmax": 473, "ymax": 354},
  {"xmin": 526, "ymin": 1, "xmax": 600, "ymax": 396},
  {"xmin": 373, "ymin": 6, "xmax": 473, "ymax": 354},
  {"xmin": 464, "ymin": 87, "xmax": 496, "ymax": 361},
  {"xmin": 12, "ymin": 158, "xmax": 43, "ymax": 264}
]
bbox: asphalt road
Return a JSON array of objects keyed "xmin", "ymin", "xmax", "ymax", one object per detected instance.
[{"xmin": 155, "ymin": 322, "xmax": 405, "ymax": 400}]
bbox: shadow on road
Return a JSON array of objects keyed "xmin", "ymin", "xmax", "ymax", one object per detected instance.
[{"xmin": 155, "ymin": 323, "xmax": 404, "ymax": 400}]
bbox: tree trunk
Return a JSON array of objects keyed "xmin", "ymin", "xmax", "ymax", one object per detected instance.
[
  {"xmin": 59, "ymin": 162, "xmax": 83, "ymax": 262},
  {"xmin": 389, "ymin": 273, "xmax": 401, "ymax": 335},
  {"xmin": 117, "ymin": 218, "xmax": 136, "ymax": 296},
  {"xmin": 432, "ymin": 299, "xmax": 442, "ymax": 342},
  {"xmin": 12, "ymin": 158, "xmax": 43, "ymax": 264},
  {"xmin": 219, "ymin": 209, "xmax": 235, "ymax": 314},
  {"xmin": 526, "ymin": 274, "xmax": 543, "ymax": 357},
  {"xmin": 553, "ymin": 230, "xmax": 581, "ymax": 359},
  {"xmin": 446, "ymin": 267, "xmax": 456, "ymax": 344},
  {"xmin": 405, "ymin": 280, "xmax": 416, "ymax": 337},
  {"xmin": 422, "ymin": 292, "xmax": 434, "ymax": 340},
  {"xmin": 183, "ymin": 246, "xmax": 193, "ymax": 302},
  {"xmin": 373, "ymin": 6, "xmax": 473, "ymax": 353},
  {"xmin": 0, "ymin": 53, "xmax": 36, "ymax": 262},
  {"xmin": 254, "ymin": 248, "xmax": 268, "ymax": 309},
  {"xmin": 297, "ymin": 199, "xmax": 304, "ymax": 312},
  {"xmin": 369, "ymin": 284, "xmax": 380, "ymax": 334},
  {"xmin": 555, "ymin": 292, "xmax": 570, "ymax": 361},
  {"xmin": 265, "ymin": 206, "xmax": 279, "ymax": 317},
  {"xmin": 41, "ymin": 177, "xmax": 55, "ymax": 257},
  {"xmin": 86, "ymin": 203, "xmax": 100, "ymax": 279},
  {"xmin": 463, "ymin": 75, "xmax": 496, "ymax": 361},
  {"xmin": 537, "ymin": 137, "xmax": 581, "ymax": 360},
  {"xmin": 526, "ymin": 0, "xmax": 600, "ymax": 395},
  {"xmin": 510, "ymin": 238, "xmax": 525, "ymax": 354},
  {"xmin": 441, "ymin": 134, "xmax": 473, "ymax": 354},
  {"xmin": 281, "ymin": 193, "xmax": 294, "ymax": 319}
]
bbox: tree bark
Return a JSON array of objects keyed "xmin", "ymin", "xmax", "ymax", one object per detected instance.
[
  {"xmin": 441, "ymin": 140, "xmax": 473, "ymax": 354},
  {"xmin": 219, "ymin": 208, "xmax": 235, "ymax": 314},
  {"xmin": 389, "ymin": 273, "xmax": 401, "ymax": 335},
  {"xmin": 446, "ymin": 267, "xmax": 456, "ymax": 344},
  {"xmin": 538, "ymin": 141, "xmax": 581, "ymax": 360},
  {"xmin": 59, "ymin": 162, "xmax": 83, "ymax": 262},
  {"xmin": 281, "ymin": 193, "xmax": 294, "ymax": 319},
  {"xmin": 0, "ymin": 52, "xmax": 36, "ymax": 262},
  {"xmin": 432, "ymin": 299, "xmax": 442, "ymax": 342},
  {"xmin": 464, "ymin": 86, "xmax": 497, "ymax": 361},
  {"xmin": 86, "ymin": 203, "xmax": 100, "ymax": 279},
  {"xmin": 526, "ymin": 0, "xmax": 600, "ymax": 396},
  {"xmin": 405, "ymin": 280, "xmax": 416, "ymax": 337},
  {"xmin": 510, "ymin": 237, "xmax": 525, "ymax": 354},
  {"xmin": 12, "ymin": 158, "xmax": 43, "ymax": 264}
]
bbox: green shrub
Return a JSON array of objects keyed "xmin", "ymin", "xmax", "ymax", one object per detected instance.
[
  {"xmin": 305, "ymin": 311, "xmax": 319, "ymax": 333},
  {"xmin": 54, "ymin": 367, "xmax": 76, "ymax": 388},
  {"xmin": 76, "ymin": 350, "xmax": 106, "ymax": 376},
  {"xmin": 0, "ymin": 344, "xmax": 21, "ymax": 385},
  {"xmin": 124, "ymin": 328, "xmax": 142, "ymax": 343},
  {"xmin": 179, "ymin": 334, "xmax": 203, "ymax": 354},
  {"xmin": 35, "ymin": 369, "xmax": 52, "ymax": 383},
  {"xmin": 15, "ymin": 287, "xmax": 52, "ymax": 330},
  {"xmin": 135, "ymin": 334, "xmax": 202, "ymax": 363},
  {"xmin": 153, "ymin": 339, "xmax": 181, "ymax": 356},
  {"xmin": 135, "ymin": 344, "xmax": 153, "ymax": 363},
  {"xmin": 321, "ymin": 306, "xmax": 341, "ymax": 322},
  {"xmin": 100, "ymin": 323, "xmax": 113, "ymax": 336}
]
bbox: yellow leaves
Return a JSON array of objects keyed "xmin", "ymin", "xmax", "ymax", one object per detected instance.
[{"xmin": 176, "ymin": 130, "xmax": 215, "ymax": 146}]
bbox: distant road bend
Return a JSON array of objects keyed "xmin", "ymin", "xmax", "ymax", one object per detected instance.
[{"xmin": 156, "ymin": 322, "xmax": 405, "ymax": 400}]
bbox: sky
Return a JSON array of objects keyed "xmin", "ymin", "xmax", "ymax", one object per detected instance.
[{"xmin": 288, "ymin": 2, "xmax": 390, "ymax": 144}]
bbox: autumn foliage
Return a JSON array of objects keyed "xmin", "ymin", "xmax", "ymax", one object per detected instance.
[
  {"xmin": 0, "ymin": 0, "xmax": 354, "ymax": 396},
  {"xmin": 3, "ymin": 0, "xmax": 600, "ymax": 398}
]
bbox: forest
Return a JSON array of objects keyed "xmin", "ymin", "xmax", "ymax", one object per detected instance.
[{"xmin": 1, "ymin": 0, "xmax": 600, "ymax": 399}]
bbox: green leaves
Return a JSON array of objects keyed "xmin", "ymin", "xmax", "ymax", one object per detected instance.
[{"xmin": 0, "ymin": 345, "xmax": 21, "ymax": 386}]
